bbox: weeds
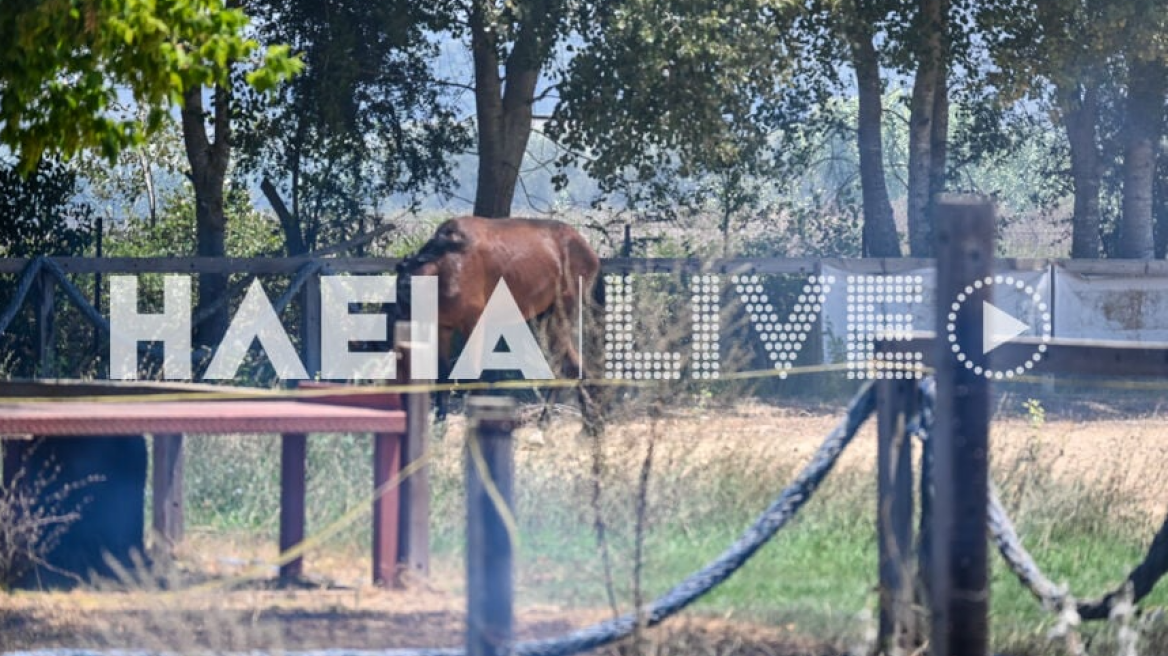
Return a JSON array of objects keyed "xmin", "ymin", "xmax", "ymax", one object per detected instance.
[{"xmin": 0, "ymin": 459, "xmax": 99, "ymax": 589}]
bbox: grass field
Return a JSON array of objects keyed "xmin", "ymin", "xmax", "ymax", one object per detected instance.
[{"xmin": 5, "ymin": 382, "xmax": 1168, "ymax": 654}]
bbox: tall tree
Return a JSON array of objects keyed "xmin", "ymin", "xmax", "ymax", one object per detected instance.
[
  {"xmin": 834, "ymin": 0, "xmax": 902, "ymax": 257},
  {"xmin": 2, "ymin": 0, "xmax": 300, "ymax": 360},
  {"xmin": 902, "ymin": 0, "xmax": 949, "ymax": 256},
  {"xmin": 0, "ymin": 0, "xmax": 298, "ymax": 172},
  {"xmin": 1118, "ymin": 51, "xmax": 1167, "ymax": 258},
  {"xmin": 983, "ymin": 0, "xmax": 1168, "ymax": 258},
  {"xmin": 467, "ymin": 0, "xmax": 571, "ymax": 218},
  {"xmin": 547, "ymin": 0, "xmax": 814, "ymax": 239},
  {"xmin": 236, "ymin": 0, "xmax": 470, "ymax": 253},
  {"xmin": 181, "ymin": 84, "xmax": 234, "ymax": 351}
]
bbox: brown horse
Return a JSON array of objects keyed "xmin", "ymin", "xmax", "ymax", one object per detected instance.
[{"xmin": 394, "ymin": 216, "xmax": 601, "ymax": 429}]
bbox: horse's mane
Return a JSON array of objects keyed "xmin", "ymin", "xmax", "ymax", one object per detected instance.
[
  {"xmin": 395, "ymin": 227, "xmax": 466, "ymax": 277},
  {"xmin": 394, "ymin": 224, "xmax": 467, "ymax": 316}
]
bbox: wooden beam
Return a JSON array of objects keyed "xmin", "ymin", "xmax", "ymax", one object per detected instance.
[
  {"xmin": 36, "ymin": 269, "xmax": 56, "ymax": 378},
  {"xmin": 151, "ymin": 434, "xmax": 184, "ymax": 549},
  {"xmin": 279, "ymin": 433, "xmax": 307, "ymax": 580},
  {"xmin": 395, "ymin": 322, "xmax": 431, "ymax": 582},
  {"xmin": 877, "ymin": 378, "xmax": 917, "ymax": 652},
  {"xmin": 372, "ymin": 431, "xmax": 402, "ymax": 587},
  {"xmin": 930, "ymin": 197, "xmax": 994, "ymax": 656},
  {"xmin": 0, "ymin": 257, "xmax": 401, "ymax": 275},
  {"xmin": 876, "ymin": 334, "xmax": 1168, "ymax": 379},
  {"xmin": 9, "ymin": 255, "xmax": 1168, "ymax": 277}
]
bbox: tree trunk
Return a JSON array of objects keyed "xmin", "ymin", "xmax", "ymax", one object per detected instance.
[
  {"xmin": 469, "ymin": 0, "xmax": 546, "ymax": 218},
  {"xmin": 1061, "ymin": 82, "xmax": 1103, "ymax": 258},
  {"xmin": 1119, "ymin": 58, "xmax": 1166, "ymax": 259},
  {"xmin": 906, "ymin": 0, "xmax": 944, "ymax": 257},
  {"xmin": 182, "ymin": 85, "xmax": 232, "ymax": 358},
  {"xmin": 849, "ymin": 24, "xmax": 901, "ymax": 257},
  {"xmin": 926, "ymin": 13, "xmax": 949, "ymax": 233}
]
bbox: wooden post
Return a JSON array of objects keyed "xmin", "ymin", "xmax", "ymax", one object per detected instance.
[
  {"xmin": 372, "ymin": 430, "xmax": 403, "ymax": 587},
  {"xmin": 279, "ymin": 432, "xmax": 308, "ymax": 580},
  {"xmin": 930, "ymin": 196, "xmax": 994, "ymax": 656},
  {"xmin": 301, "ymin": 272, "xmax": 322, "ymax": 378},
  {"xmin": 466, "ymin": 396, "xmax": 516, "ymax": 656},
  {"xmin": 151, "ymin": 434, "xmax": 184, "ymax": 548},
  {"xmin": 36, "ymin": 268, "xmax": 55, "ymax": 378},
  {"xmin": 395, "ymin": 321, "xmax": 431, "ymax": 581},
  {"xmin": 877, "ymin": 378, "xmax": 917, "ymax": 653},
  {"xmin": 916, "ymin": 393, "xmax": 934, "ymax": 636}
]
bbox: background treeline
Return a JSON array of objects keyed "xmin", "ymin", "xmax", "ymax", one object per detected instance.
[{"xmin": 1, "ymin": 0, "xmax": 1167, "ymax": 353}]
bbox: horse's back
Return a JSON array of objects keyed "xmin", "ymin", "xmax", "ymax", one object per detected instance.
[{"xmin": 445, "ymin": 215, "xmax": 599, "ymax": 279}]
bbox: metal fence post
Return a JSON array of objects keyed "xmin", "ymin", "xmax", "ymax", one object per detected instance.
[
  {"xmin": 466, "ymin": 396, "xmax": 516, "ymax": 656},
  {"xmin": 931, "ymin": 196, "xmax": 994, "ymax": 656}
]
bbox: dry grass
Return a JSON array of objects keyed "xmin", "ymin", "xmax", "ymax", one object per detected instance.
[{"xmin": 5, "ymin": 390, "xmax": 1168, "ymax": 654}]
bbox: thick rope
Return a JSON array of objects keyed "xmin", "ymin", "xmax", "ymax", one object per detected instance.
[
  {"xmin": 7, "ymin": 382, "xmax": 877, "ymax": 656},
  {"xmin": 516, "ymin": 380, "xmax": 876, "ymax": 656},
  {"xmin": 915, "ymin": 380, "xmax": 1168, "ymax": 622}
]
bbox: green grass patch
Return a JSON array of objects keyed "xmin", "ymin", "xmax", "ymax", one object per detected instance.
[{"xmin": 180, "ymin": 413, "xmax": 1168, "ymax": 654}]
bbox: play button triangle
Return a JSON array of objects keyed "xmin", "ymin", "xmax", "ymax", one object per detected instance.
[{"xmin": 982, "ymin": 301, "xmax": 1029, "ymax": 355}]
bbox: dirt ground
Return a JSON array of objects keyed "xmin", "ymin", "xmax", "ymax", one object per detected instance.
[{"xmin": 3, "ymin": 393, "xmax": 1167, "ymax": 654}]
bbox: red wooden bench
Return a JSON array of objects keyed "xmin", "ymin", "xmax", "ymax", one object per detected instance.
[{"xmin": 0, "ymin": 380, "xmax": 412, "ymax": 587}]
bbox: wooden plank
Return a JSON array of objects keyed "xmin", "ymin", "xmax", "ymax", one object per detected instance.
[
  {"xmin": 395, "ymin": 322, "xmax": 431, "ymax": 581},
  {"xmin": 36, "ymin": 269, "xmax": 56, "ymax": 378},
  {"xmin": 876, "ymin": 334, "xmax": 1168, "ymax": 379},
  {"xmin": 151, "ymin": 434, "xmax": 184, "ymax": 549},
  {"xmin": 1057, "ymin": 259, "xmax": 1168, "ymax": 276},
  {"xmin": 301, "ymin": 273, "xmax": 322, "ymax": 378},
  {"xmin": 877, "ymin": 378, "xmax": 917, "ymax": 653},
  {"xmin": 7, "ymin": 255, "xmax": 1168, "ymax": 277},
  {"xmin": 0, "ymin": 379, "xmax": 276, "ymax": 398},
  {"xmin": 930, "ymin": 197, "xmax": 993, "ymax": 656},
  {"xmin": 279, "ymin": 433, "xmax": 307, "ymax": 580},
  {"xmin": 0, "ymin": 400, "xmax": 406, "ymax": 436},
  {"xmin": 372, "ymin": 432, "xmax": 402, "ymax": 587},
  {"xmin": 0, "ymin": 257, "xmax": 402, "ymax": 275},
  {"xmin": 601, "ymin": 257, "xmax": 821, "ymax": 275},
  {"xmin": 466, "ymin": 396, "xmax": 516, "ymax": 656}
]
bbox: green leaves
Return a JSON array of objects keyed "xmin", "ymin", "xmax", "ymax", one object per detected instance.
[{"xmin": 0, "ymin": 0, "xmax": 303, "ymax": 174}]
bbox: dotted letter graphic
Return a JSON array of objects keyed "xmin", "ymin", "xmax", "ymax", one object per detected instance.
[
  {"xmin": 732, "ymin": 274, "xmax": 833, "ymax": 379},
  {"xmin": 691, "ymin": 275, "xmax": 721, "ymax": 379},
  {"xmin": 604, "ymin": 274, "xmax": 683, "ymax": 380},
  {"xmin": 845, "ymin": 275, "xmax": 925, "ymax": 380}
]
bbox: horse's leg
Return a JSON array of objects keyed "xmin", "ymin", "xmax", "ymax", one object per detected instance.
[
  {"xmin": 434, "ymin": 326, "xmax": 455, "ymax": 422},
  {"xmin": 534, "ymin": 313, "xmax": 565, "ymax": 430},
  {"xmin": 545, "ymin": 296, "xmax": 604, "ymax": 436}
]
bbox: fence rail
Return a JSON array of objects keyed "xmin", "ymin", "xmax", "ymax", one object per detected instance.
[{"xmin": 9, "ymin": 254, "xmax": 1168, "ymax": 276}]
